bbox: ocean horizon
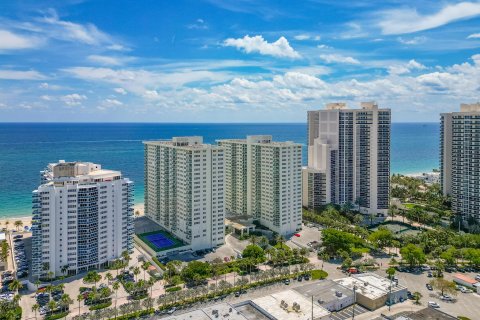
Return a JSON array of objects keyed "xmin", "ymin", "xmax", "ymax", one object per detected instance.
[{"xmin": 0, "ymin": 122, "xmax": 440, "ymax": 218}]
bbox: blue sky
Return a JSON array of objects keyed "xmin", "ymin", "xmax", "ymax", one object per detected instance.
[{"xmin": 1, "ymin": 0, "xmax": 480, "ymax": 122}]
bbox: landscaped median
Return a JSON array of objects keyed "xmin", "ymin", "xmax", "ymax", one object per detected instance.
[{"xmin": 102, "ymin": 269, "xmax": 328, "ymax": 320}]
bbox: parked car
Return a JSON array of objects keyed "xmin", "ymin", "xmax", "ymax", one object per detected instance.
[
  {"xmin": 440, "ymin": 295, "xmax": 453, "ymax": 301},
  {"xmin": 460, "ymin": 287, "xmax": 473, "ymax": 293},
  {"xmin": 283, "ymin": 279, "xmax": 290, "ymax": 285},
  {"xmin": 426, "ymin": 284, "xmax": 433, "ymax": 291},
  {"xmin": 428, "ymin": 301, "xmax": 440, "ymax": 308}
]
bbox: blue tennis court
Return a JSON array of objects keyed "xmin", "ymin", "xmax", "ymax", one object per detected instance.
[
  {"xmin": 138, "ymin": 230, "xmax": 183, "ymax": 252},
  {"xmin": 144, "ymin": 233, "xmax": 174, "ymax": 249}
]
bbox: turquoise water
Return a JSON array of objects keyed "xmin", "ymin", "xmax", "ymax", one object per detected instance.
[{"xmin": 0, "ymin": 122, "xmax": 439, "ymax": 218}]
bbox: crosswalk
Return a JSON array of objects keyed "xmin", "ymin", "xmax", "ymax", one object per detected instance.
[{"xmin": 330, "ymin": 304, "xmax": 369, "ymax": 320}]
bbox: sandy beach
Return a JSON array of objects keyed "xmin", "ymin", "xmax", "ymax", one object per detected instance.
[{"xmin": 0, "ymin": 203, "xmax": 145, "ymax": 231}]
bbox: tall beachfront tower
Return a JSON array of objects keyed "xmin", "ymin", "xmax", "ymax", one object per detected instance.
[
  {"xmin": 306, "ymin": 102, "xmax": 391, "ymax": 215},
  {"xmin": 217, "ymin": 135, "xmax": 302, "ymax": 236},
  {"xmin": 143, "ymin": 137, "xmax": 225, "ymax": 250},
  {"xmin": 441, "ymin": 103, "xmax": 480, "ymax": 225},
  {"xmin": 31, "ymin": 161, "xmax": 134, "ymax": 277}
]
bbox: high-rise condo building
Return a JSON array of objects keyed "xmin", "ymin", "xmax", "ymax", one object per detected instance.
[
  {"xmin": 217, "ymin": 135, "xmax": 302, "ymax": 235},
  {"xmin": 441, "ymin": 103, "xmax": 480, "ymax": 224},
  {"xmin": 306, "ymin": 102, "xmax": 391, "ymax": 215},
  {"xmin": 143, "ymin": 137, "xmax": 225, "ymax": 250},
  {"xmin": 31, "ymin": 161, "xmax": 134, "ymax": 277}
]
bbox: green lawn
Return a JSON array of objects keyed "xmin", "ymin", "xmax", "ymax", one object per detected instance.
[{"xmin": 311, "ymin": 269, "xmax": 328, "ymax": 280}]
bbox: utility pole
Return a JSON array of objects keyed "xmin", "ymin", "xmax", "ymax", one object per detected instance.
[
  {"xmin": 352, "ymin": 285, "xmax": 356, "ymax": 319},
  {"xmin": 311, "ymin": 295, "xmax": 314, "ymax": 320}
]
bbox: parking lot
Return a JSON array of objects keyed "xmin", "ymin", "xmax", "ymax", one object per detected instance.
[{"xmin": 372, "ymin": 268, "xmax": 480, "ymax": 319}]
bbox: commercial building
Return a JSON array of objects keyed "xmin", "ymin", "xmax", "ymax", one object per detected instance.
[
  {"xmin": 217, "ymin": 136, "xmax": 302, "ymax": 235},
  {"xmin": 441, "ymin": 103, "xmax": 480, "ymax": 224},
  {"xmin": 31, "ymin": 161, "xmax": 134, "ymax": 277},
  {"xmin": 160, "ymin": 303, "xmax": 249, "ymax": 320},
  {"xmin": 294, "ymin": 280, "xmax": 354, "ymax": 312},
  {"xmin": 452, "ymin": 273, "xmax": 479, "ymax": 288},
  {"xmin": 143, "ymin": 137, "xmax": 225, "ymax": 251},
  {"xmin": 306, "ymin": 102, "xmax": 391, "ymax": 215},
  {"xmin": 334, "ymin": 273, "xmax": 407, "ymax": 310},
  {"xmin": 250, "ymin": 290, "xmax": 331, "ymax": 320}
]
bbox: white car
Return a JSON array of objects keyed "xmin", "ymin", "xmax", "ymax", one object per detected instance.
[
  {"xmin": 460, "ymin": 287, "xmax": 472, "ymax": 293},
  {"xmin": 428, "ymin": 301, "xmax": 440, "ymax": 308},
  {"xmin": 475, "ymin": 274, "xmax": 480, "ymax": 281},
  {"xmin": 440, "ymin": 295, "xmax": 453, "ymax": 301}
]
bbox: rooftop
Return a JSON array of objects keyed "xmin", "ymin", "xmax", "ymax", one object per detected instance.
[
  {"xmin": 252, "ymin": 289, "xmax": 330, "ymax": 320},
  {"xmin": 42, "ymin": 160, "xmax": 122, "ymax": 184},
  {"xmin": 144, "ymin": 136, "xmax": 221, "ymax": 150},
  {"xmin": 294, "ymin": 280, "xmax": 353, "ymax": 305},
  {"xmin": 334, "ymin": 273, "xmax": 406, "ymax": 300},
  {"xmin": 391, "ymin": 308, "xmax": 456, "ymax": 320},
  {"xmin": 217, "ymin": 135, "xmax": 300, "ymax": 147},
  {"xmin": 453, "ymin": 273, "xmax": 478, "ymax": 285},
  {"xmin": 160, "ymin": 303, "xmax": 247, "ymax": 320}
]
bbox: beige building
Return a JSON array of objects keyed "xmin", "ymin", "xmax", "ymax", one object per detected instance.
[
  {"xmin": 306, "ymin": 102, "xmax": 391, "ymax": 215},
  {"xmin": 217, "ymin": 135, "xmax": 302, "ymax": 236},
  {"xmin": 441, "ymin": 103, "xmax": 480, "ymax": 225},
  {"xmin": 143, "ymin": 137, "xmax": 225, "ymax": 251}
]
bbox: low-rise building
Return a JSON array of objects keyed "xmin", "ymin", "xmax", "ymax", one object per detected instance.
[
  {"xmin": 294, "ymin": 280, "xmax": 354, "ymax": 312},
  {"xmin": 334, "ymin": 273, "xmax": 407, "ymax": 310},
  {"xmin": 251, "ymin": 289, "xmax": 331, "ymax": 320},
  {"xmin": 452, "ymin": 273, "xmax": 479, "ymax": 288},
  {"xmin": 160, "ymin": 303, "xmax": 248, "ymax": 320}
]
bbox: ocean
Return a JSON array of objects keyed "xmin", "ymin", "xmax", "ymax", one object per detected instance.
[{"xmin": 0, "ymin": 122, "xmax": 439, "ymax": 218}]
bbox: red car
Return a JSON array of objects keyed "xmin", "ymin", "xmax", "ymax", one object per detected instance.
[{"xmin": 294, "ymin": 233, "xmax": 301, "ymax": 237}]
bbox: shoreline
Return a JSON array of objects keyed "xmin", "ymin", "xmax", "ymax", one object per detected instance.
[
  {"xmin": 0, "ymin": 203, "xmax": 145, "ymax": 227},
  {"xmin": 0, "ymin": 168, "xmax": 438, "ymax": 221}
]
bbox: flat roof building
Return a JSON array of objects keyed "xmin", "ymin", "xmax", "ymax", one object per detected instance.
[
  {"xmin": 217, "ymin": 135, "xmax": 302, "ymax": 236},
  {"xmin": 251, "ymin": 289, "xmax": 331, "ymax": 320},
  {"xmin": 294, "ymin": 280, "xmax": 355, "ymax": 312},
  {"xmin": 143, "ymin": 137, "xmax": 225, "ymax": 251},
  {"xmin": 441, "ymin": 103, "xmax": 480, "ymax": 226},
  {"xmin": 307, "ymin": 102, "xmax": 391, "ymax": 215},
  {"xmin": 32, "ymin": 161, "xmax": 134, "ymax": 277},
  {"xmin": 334, "ymin": 273, "xmax": 407, "ymax": 310}
]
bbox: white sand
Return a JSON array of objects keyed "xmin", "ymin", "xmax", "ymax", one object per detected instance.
[{"xmin": 0, "ymin": 203, "xmax": 145, "ymax": 229}]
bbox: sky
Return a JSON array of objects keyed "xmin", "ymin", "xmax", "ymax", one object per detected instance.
[{"xmin": 0, "ymin": 0, "xmax": 480, "ymax": 122}]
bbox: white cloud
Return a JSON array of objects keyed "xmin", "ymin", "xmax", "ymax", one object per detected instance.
[
  {"xmin": 38, "ymin": 82, "xmax": 63, "ymax": 90},
  {"xmin": 467, "ymin": 33, "xmax": 480, "ymax": 39},
  {"xmin": 99, "ymin": 98, "xmax": 123, "ymax": 109},
  {"xmin": 113, "ymin": 87, "xmax": 127, "ymax": 95},
  {"xmin": 388, "ymin": 59, "xmax": 427, "ymax": 75},
  {"xmin": 378, "ymin": 2, "xmax": 480, "ymax": 35},
  {"xmin": 0, "ymin": 29, "xmax": 42, "ymax": 51},
  {"xmin": 317, "ymin": 44, "xmax": 331, "ymax": 49},
  {"xmin": 87, "ymin": 55, "xmax": 135, "ymax": 66},
  {"xmin": 397, "ymin": 36, "xmax": 427, "ymax": 45},
  {"xmin": 40, "ymin": 10, "xmax": 113, "ymax": 46},
  {"xmin": 319, "ymin": 54, "xmax": 360, "ymax": 64},
  {"xmin": 61, "ymin": 93, "xmax": 87, "ymax": 106},
  {"xmin": 40, "ymin": 95, "xmax": 53, "ymax": 101},
  {"xmin": 187, "ymin": 18, "xmax": 208, "ymax": 30},
  {"xmin": 294, "ymin": 34, "xmax": 310, "ymax": 41},
  {"xmin": 223, "ymin": 35, "xmax": 301, "ymax": 59},
  {"xmin": 0, "ymin": 70, "xmax": 47, "ymax": 80}
]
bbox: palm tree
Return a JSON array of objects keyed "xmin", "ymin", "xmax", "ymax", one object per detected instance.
[
  {"xmin": 121, "ymin": 251, "xmax": 131, "ymax": 270},
  {"xmin": 77, "ymin": 294, "xmax": 84, "ymax": 316},
  {"xmin": 105, "ymin": 272, "xmax": 113, "ymax": 284},
  {"xmin": 141, "ymin": 261, "xmax": 151, "ymax": 281},
  {"xmin": 8, "ymin": 279, "xmax": 22, "ymax": 293},
  {"xmin": 47, "ymin": 271, "xmax": 54, "ymax": 283},
  {"xmin": 59, "ymin": 294, "xmax": 73, "ymax": 314},
  {"xmin": 32, "ymin": 303, "xmax": 40, "ymax": 319},
  {"xmin": 47, "ymin": 300, "xmax": 57, "ymax": 315},
  {"xmin": 14, "ymin": 220, "xmax": 23, "ymax": 231},
  {"xmin": 133, "ymin": 266, "xmax": 141, "ymax": 282},
  {"xmin": 60, "ymin": 264, "xmax": 69, "ymax": 277},
  {"xmin": 4, "ymin": 220, "xmax": 9, "ymax": 233},
  {"xmin": 275, "ymin": 234, "xmax": 285, "ymax": 249},
  {"xmin": 112, "ymin": 281, "xmax": 120, "ymax": 319}
]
